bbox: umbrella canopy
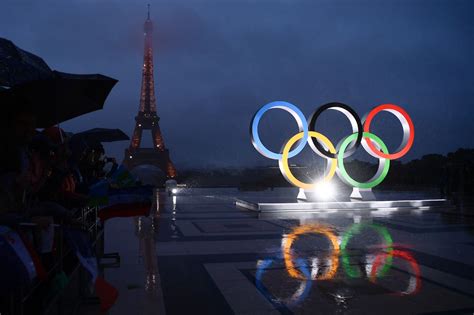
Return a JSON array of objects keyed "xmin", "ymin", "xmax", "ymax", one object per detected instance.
[
  {"xmin": 72, "ymin": 128, "xmax": 129, "ymax": 144},
  {"xmin": 0, "ymin": 37, "xmax": 53, "ymax": 88},
  {"xmin": 1, "ymin": 71, "xmax": 117, "ymax": 128},
  {"xmin": 0, "ymin": 38, "xmax": 118, "ymax": 128}
]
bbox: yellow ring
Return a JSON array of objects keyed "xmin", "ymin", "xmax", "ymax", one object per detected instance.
[
  {"xmin": 279, "ymin": 131, "xmax": 337, "ymax": 190},
  {"xmin": 283, "ymin": 224, "xmax": 340, "ymax": 280}
]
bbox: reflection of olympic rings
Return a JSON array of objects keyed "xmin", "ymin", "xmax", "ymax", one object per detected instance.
[
  {"xmin": 250, "ymin": 102, "xmax": 414, "ymax": 190},
  {"xmin": 370, "ymin": 249, "xmax": 421, "ymax": 295},
  {"xmin": 256, "ymin": 258, "xmax": 312, "ymax": 307},
  {"xmin": 257, "ymin": 223, "xmax": 421, "ymax": 308},
  {"xmin": 340, "ymin": 223, "xmax": 393, "ymax": 278},
  {"xmin": 282, "ymin": 224, "xmax": 340, "ymax": 280}
]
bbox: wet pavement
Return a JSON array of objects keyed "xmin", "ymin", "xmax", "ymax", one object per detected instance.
[{"xmin": 103, "ymin": 188, "xmax": 474, "ymax": 314}]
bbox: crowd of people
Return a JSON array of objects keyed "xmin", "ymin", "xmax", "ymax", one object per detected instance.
[
  {"xmin": 1, "ymin": 108, "xmax": 119, "ymax": 226},
  {"xmin": 0, "ymin": 107, "xmax": 123, "ymax": 313}
]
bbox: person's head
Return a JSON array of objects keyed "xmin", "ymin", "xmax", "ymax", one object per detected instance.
[
  {"xmin": 30, "ymin": 134, "xmax": 54, "ymax": 156},
  {"xmin": 0, "ymin": 93, "xmax": 37, "ymax": 146},
  {"xmin": 11, "ymin": 110, "xmax": 37, "ymax": 146},
  {"xmin": 91, "ymin": 143, "xmax": 105, "ymax": 160},
  {"xmin": 42, "ymin": 127, "xmax": 71, "ymax": 166},
  {"xmin": 42, "ymin": 126, "xmax": 66, "ymax": 145},
  {"xmin": 68, "ymin": 137, "xmax": 88, "ymax": 163}
]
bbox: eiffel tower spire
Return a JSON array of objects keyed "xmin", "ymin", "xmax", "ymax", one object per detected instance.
[
  {"xmin": 140, "ymin": 3, "xmax": 156, "ymax": 113},
  {"xmin": 124, "ymin": 5, "xmax": 177, "ymax": 179}
]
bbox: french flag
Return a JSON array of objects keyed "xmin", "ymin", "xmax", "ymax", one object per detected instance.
[
  {"xmin": 98, "ymin": 202, "xmax": 151, "ymax": 222},
  {"xmin": 98, "ymin": 186, "xmax": 153, "ymax": 221},
  {"xmin": 65, "ymin": 228, "xmax": 118, "ymax": 312},
  {"xmin": 88, "ymin": 181, "xmax": 153, "ymax": 222},
  {"xmin": 0, "ymin": 226, "xmax": 47, "ymax": 293}
]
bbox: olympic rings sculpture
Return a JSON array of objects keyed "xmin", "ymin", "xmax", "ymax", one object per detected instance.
[{"xmin": 250, "ymin": 101, "xmax": 415, "ymax": 190}]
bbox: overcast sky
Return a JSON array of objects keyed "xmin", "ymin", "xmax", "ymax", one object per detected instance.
[{"xmin": 1, "ymin": 0, "xmax": 473, "ymax": 169}]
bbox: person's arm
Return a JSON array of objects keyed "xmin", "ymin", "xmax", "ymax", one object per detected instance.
[{"xmin": 105, "ymin": 158, "xmax": 118, "ymax": 177}]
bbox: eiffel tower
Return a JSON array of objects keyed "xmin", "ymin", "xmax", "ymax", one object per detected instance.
[{"xmin": 123, "ymin": 5, "xmax": 177, "ymax": 178}]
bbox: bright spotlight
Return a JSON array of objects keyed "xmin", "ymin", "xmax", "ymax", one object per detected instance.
[
  {"xmin": 314, "ymin": 182, "xmax": 335, "ymax": 200},
  {"xmin": 171, "ymin": 188, "xmax": 178, "ymax": 194}
]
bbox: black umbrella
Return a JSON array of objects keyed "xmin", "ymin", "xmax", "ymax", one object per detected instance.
[
  {"xmin": 0, "ymin": 37, "xmax": 53, "ymax": 88},
  {"xmin": 7, "ymin": 71, "xmax": 118, "ymax": 127},
  {"xmin": 72, "ymin": 128, "xmax": 130, "ymax": 143},
  {"xmin": 0, "ymin": 38, "xmax": 118, "ymax": 128}
]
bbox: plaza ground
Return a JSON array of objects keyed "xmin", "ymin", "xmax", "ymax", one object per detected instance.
[{"xmin": 98, "ymin": 188, "xmax": 474, "ymax": 314}]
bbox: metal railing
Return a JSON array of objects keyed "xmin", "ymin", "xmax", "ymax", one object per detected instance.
[{"xmin": 1, "ymin": 205, "xmax": 107, "ymax": 315}]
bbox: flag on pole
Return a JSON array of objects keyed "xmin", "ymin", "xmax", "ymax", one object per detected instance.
[
  {"xmin": 98, "ymin": 202, "xmax": 151, "ymax": 222},
  {"xmin": 97, "ymin": 186, "xmax": 153, "ymax": 222},
  {"xmin": 87, "ymin": 166, "xmax": 153, "ymax": 221},
  {"xmin": 65, "ymin": 228, "xmax": 118, "ymax": 312}
]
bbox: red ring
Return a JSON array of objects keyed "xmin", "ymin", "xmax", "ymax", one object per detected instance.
[
  {"xmin": 363, "ymin": 104, "xmax": 414, "ymax": 159},
  {"xmin": 370, "ymin": 249, "xmax": 421, "ymax": 295}
]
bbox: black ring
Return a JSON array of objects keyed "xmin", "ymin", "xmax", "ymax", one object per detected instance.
[{"xmin": 308, "ymin": 102, "xmax": 363, "ymax": 159}]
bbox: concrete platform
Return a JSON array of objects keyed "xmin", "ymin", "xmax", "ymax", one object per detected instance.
[
  {"xmin": 99, "ymin": 188, "xmax": 474, "ymax": 315},
  {"xmin": 235, "ymin": 198, "xmax": 451, "ymax": 212}
]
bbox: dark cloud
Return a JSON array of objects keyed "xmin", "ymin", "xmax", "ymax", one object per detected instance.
[{"xmin": 1, "ymin": 0, "xmax": 473, "ymax": 168}]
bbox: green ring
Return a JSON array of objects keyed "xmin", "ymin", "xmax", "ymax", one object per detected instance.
[
  {"xmin": 337, "ymin": 132, "xmax": 390, "ymax": 189},
  {"xmin": 340, "ymin": 223, "xmax": 393, "ymax": 278}
]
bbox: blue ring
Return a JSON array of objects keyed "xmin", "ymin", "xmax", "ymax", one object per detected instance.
[
  {"xmin": 255, "ymin": 257, "xmax": 312, "ymax": 307},
  {"xmin": 250, "ymin": 101, "xmax": 308, "ymax": 160}
]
